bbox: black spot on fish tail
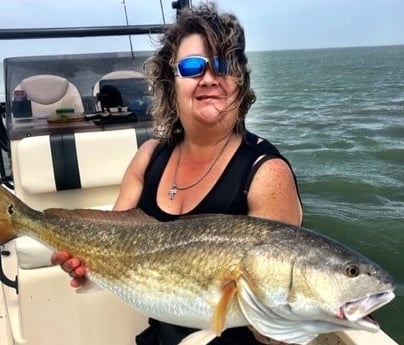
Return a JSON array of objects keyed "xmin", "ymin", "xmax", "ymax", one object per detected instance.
[{"xmin": 7, "ymin": 203, "xmax": 14, "ymax": 216}]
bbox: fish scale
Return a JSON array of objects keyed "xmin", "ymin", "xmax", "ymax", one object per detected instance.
[{"xmin": 0, "ymin": 186, "xmax": 395, "ymax": 345}]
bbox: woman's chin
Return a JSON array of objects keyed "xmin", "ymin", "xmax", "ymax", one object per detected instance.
[
  {"xmin": 196, "ymin": 113, "xmax": 224, "ymax": 126},
  {"xmin": 195, "ymin": 106, "xmax": 226, "ymax": 124}
]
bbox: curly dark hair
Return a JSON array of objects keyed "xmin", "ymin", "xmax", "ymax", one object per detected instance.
[{"xmin": 144, "ymin": 2, "xmax": 256, "ymax": 143}]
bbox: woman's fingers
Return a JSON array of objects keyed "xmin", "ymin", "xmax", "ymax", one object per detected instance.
[
  {"xmin": 61, "ymin": 257, "xmax": 82, "ymax": 275},
  {"xmin": 50, "ymin": 250, "xmax": 70, "ymax": 265},
  {"xmin": 70, "ymin": 275, "xmax": 88, "ymax": 288},
  {"xmin": 50, "ymin": 251, "xmax": 88, "ymax": 287}
]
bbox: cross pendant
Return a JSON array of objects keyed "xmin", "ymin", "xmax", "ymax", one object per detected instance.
[{"xmin": 168, "ymin": 186, "xmax": 177, "ymax": 200}]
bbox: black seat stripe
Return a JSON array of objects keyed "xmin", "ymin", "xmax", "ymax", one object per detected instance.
[{"xmin": 50, "ymin": 133, "xmax": 81, "ymax": 190}]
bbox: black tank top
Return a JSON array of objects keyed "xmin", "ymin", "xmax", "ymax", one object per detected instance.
[
  {"xmin": 136, "ymin": 131, "xmax": 301, "ymax": 345},
  {"xmin": 138, "ymin": 131, "xmax": 300, "ymax": 221}
]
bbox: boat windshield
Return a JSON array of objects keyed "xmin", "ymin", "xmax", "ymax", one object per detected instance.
[{"xmin": 3, "ymin": 51, "xmax": 153, "ymax": 117}]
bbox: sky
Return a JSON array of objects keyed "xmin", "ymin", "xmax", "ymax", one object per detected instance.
[{"xmin": 0, "ymin": 0, "xmax": 404, "ymax": 60}]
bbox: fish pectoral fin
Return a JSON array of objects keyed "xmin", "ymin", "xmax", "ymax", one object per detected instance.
[
  {"xmin": 213, "ymin": 278, "xmax": 238, "ymax": 334},
  {"xmin": 178, "ymin": 330, "xmax": 217, "ymax": 345}
]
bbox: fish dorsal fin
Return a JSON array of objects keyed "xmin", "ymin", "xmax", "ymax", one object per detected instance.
[
  {"xmin": 176, "ymin": 213, "xmax": 229, "ymax": 221},
  {"xmin": 212, "ymin": 271, "xmax": 240, "ymax": 335},
  {"xmin": 44, "ymin": 207, "xmax": 158, "ymax": 224}
]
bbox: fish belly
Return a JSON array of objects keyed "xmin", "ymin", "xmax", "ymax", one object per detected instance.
[{"xmin": 87, "ymin": 272, "xmax": 248, "ymax": 330}]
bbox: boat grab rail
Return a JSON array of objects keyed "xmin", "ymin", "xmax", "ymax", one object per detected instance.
[
  {"xmin": 0, "ymin": 25, "xmax": 169, "ymax": 40},
  {"xmin": 0, "ymin": 0, "xmax": 190, "ymax": 40},
  {"xmin": 0, "ymin": 248, "xmax": 18, "ymax": 293}
]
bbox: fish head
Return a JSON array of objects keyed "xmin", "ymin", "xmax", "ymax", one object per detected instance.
[
  {"xmin": 237, "ymin": 240, "xmax": 395, "ymax": 344},
  {"xmin": 288, "ymin": 249, "xmax": 395, "ymax": 328}
]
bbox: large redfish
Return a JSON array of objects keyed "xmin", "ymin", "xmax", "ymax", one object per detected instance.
[{"xmin": 0, "ymin": 186, "xmax": 395, "ymax": 344}]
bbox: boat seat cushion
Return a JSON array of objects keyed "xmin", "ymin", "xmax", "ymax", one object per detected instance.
[
  {"xmin": 16, "ymin": 128, "xmax": 138, "ymax": 194},
  {"xmin": 16, "ymin": 236, "xmax": 54, "ymax": 269},
  {"xmin": 93, "ymin": 70, "xmax": 145, "ymax": 96},
  {"xmin": 93, "ymin": 70, "xmax": 147, "ymax": 112},
  {"xmin": 21, "ymin": 75, "xmax": 69, "ymax": 105},
  {"xmin": 15, "ymin": 74, "xmax": 84, "ymax": 116}
]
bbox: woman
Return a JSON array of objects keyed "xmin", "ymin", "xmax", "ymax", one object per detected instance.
[{"xmin": 52, "ymin": 3, "xmax": 302, "ymax": 345}]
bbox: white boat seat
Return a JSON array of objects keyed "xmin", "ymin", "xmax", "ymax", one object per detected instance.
[
  {"xmin": 16, "ymin": 236, "xmax": 54, "ymax": 269},
  {"xmin": 15, "ymin": 128, "xmax": 138, "ymax": 194},
  {"xmin": 93, "ymin": 70, "xmax": 148, "ymax": 112},
  {"xmin": 93, "ymin": 70, "xmax": 145, "ymax": 96},
  {"xmin": 14, "ymin": 74, "xmax": 84, "ymax": 117}
]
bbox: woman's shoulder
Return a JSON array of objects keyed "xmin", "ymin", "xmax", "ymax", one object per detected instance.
[
  {"xmin": 138, "ymin": 138, "xmax": 161, "ymax": 153},
  {"xmin": 125, "ymin": 138, "xmax": 160, "ymax": 171},
  {"xmin": 242, "ymin": 131, "xmax": 282, "ymax": 158},
  {"xmin": 114, "ymin": 138, "xmax": 162, "ymax": 210}
]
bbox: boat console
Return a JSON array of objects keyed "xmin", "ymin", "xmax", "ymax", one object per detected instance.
[{"xmin": 3, "ymin": 51, "xmax": 154, "ymax": 209}]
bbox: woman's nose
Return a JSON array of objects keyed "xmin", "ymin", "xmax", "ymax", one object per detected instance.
[{"xmin": 199, "ymin": 65, "xmax": 218, "ymax": 86}]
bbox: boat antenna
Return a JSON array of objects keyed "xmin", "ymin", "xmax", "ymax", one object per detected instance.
[
  {"xmin": 159, "ymin": 0, "xmax": 166, "ymax": 24},
  {"xmin": 121, "ymin": 0, "xmax": 135, "ymax": 63}
]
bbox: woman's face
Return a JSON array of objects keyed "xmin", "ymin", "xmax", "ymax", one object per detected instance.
[{"xmin": 174, "ymin": 33, "xmax": 239, "ymax": 130}]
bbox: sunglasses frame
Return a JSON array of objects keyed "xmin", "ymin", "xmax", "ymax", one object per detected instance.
[{"xmin": 173, "ymin": 55, "xmax": 228, "ymax": 78}]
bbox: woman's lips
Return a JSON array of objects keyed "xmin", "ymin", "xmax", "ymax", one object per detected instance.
[{"xmin": 196, "ymin": 95, "xmax": 225, "ymax": 100}]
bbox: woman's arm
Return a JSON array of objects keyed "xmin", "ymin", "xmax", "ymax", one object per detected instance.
[
  {"xmin": 246, "ymin": 158, "xmax": 302, "ymax": 344},
  {"xmin": 247, "ymin": 158, "xmax": 303, "ymax": 225},
  {"xmin": 113, "ymin": 139, "xmax": 159, "ymax": 211}
]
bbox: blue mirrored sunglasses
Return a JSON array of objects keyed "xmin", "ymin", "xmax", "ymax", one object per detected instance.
[{"xmin": 174, "ymin": 56, "xmax": 228, "ymax": 78}]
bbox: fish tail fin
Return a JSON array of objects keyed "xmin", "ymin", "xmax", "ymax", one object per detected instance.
[{"xmin": 0, "ymin": 186, "xmax": 31, "ymax": 245}]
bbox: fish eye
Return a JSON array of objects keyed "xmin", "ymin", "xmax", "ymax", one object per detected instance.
[{"xmin": 345, "ymin": 263, "xmax": 360, "ymax": 277}]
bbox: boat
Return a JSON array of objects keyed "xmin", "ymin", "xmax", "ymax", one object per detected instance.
[{"xmin": 0, "ymin": 1, "xmax": 399, "ymax": 344}]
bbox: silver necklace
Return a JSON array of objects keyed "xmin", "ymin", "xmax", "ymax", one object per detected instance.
[{"xmin": 168, "ymin": 134, "xmax": 233, "ymax": 200}]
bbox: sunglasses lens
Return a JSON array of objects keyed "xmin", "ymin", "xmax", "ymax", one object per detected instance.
[
  {"xmin": 212, "ymin": 57, "xmax": 228, "ymax": 75},
  {"xmin": 176, "ymin": 56, "xmax": 228, "ymax": 78},
  {"xmin": 177, "ymin": 57, "xmax": 207, "ymax": 77}
]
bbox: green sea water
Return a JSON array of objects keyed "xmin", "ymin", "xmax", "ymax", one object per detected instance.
[
  {"xmin": 246, "ymin": 45, "xmax": 404, "ymax": 344},
  {"xmin": 1, "ymin": 45, "xmax": 404, "ymax": 343}
]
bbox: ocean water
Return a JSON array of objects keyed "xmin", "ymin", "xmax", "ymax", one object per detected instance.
[
  {"xmin": 1, "ymin": 45, "xmax": 404, "ymax": 343},
  {"xmin": 246, "ymin": 45, "xmax": 404, "ymax": 344}
]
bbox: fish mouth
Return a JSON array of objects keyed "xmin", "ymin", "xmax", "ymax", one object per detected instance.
[{"xmin": 338, "ymin": 290, "xmax": 395, "ymax": 330}]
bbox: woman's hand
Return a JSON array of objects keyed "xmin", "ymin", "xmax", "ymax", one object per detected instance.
[{"xmin": 50, "ymin": 251, "xmax": 88, "ymax": 288}]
